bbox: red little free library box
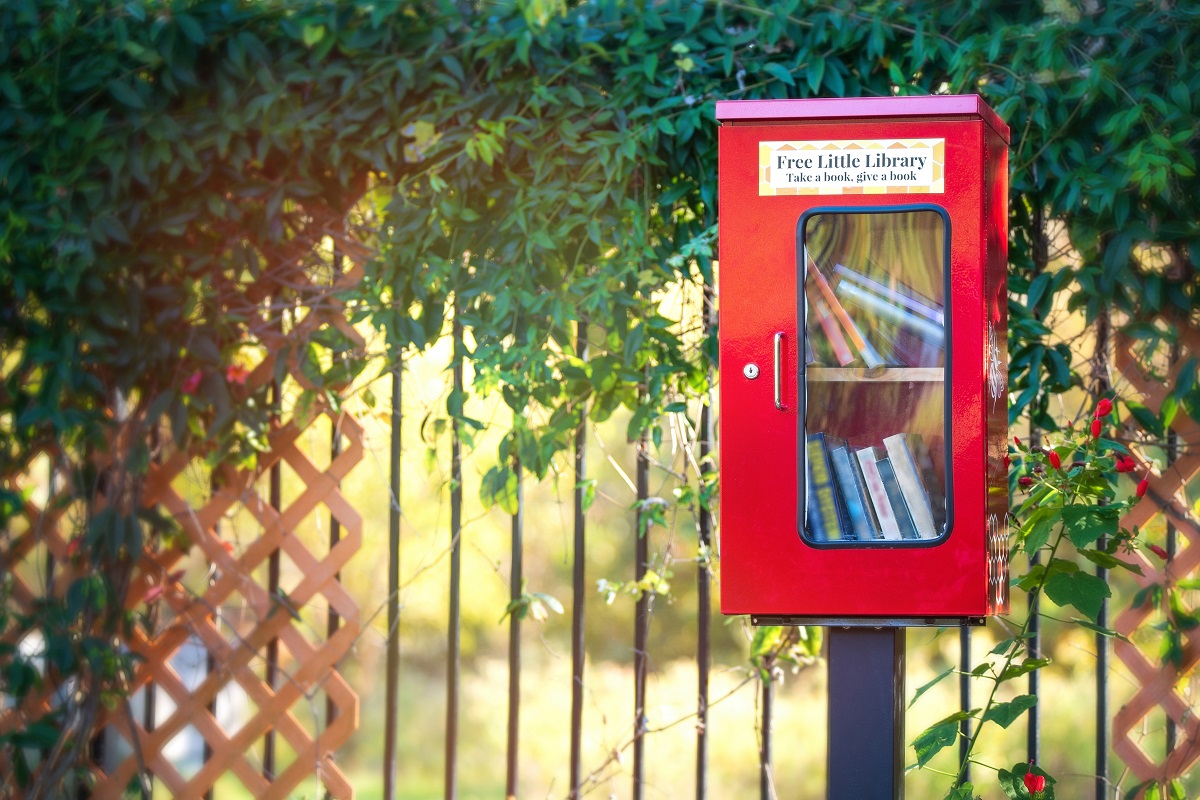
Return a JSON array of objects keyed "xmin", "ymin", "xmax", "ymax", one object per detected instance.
[{"xmin": 716, "ymin": 96, "xmax": 1010, "ymax": 625}]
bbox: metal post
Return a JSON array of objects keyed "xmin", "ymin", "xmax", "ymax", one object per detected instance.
[
  {"xmin": 827, "ymin": 627, "xmax": 905, "ymax": 800},
  {"xmin": 959, "ymin": 627, "xmax": 971, "ymax": 783}
]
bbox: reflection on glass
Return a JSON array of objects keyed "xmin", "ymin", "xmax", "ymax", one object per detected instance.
[{"xmin": 801, "ymin": 210, "xmax": 948, "ymax": 546}]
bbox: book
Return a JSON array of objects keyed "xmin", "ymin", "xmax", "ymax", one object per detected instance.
[
  {"xmin": 833, "ymin": 263, "xmax": 944, "ymax": 326},
  {"xmin": 836, "ymin": 281, "xmax": 945, "ymax": 348},
  {"xmin": 855, "ymin": 447, "xmax": 903, "ymax": 541},
  {"xmin": 876, "ymin": 453, "xmax": 921, "ymax": 540},
  {"xmin": 883, "ymin": 433, "xmax": 938, "ymax": 538},
  {"xmin": 806, "ymin": 433, "xmax": 848, "ymax": 541},
  {"xmin": 829, "ymin": 441, "xmax": 878, "ymax": 541},
  {"xmin": 807, "ymin": 292, "xmax": 855, "ymax": 366},
  {"xmin": 908, "ymin": 434, "xmax": 947, "ymax": 531},
  {"xmin": 806, "ymin": 259, "xmax": 884, "ymax": 368}
]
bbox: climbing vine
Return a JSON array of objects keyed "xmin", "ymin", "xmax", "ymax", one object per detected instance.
[{"xmin": 2, "ymin": 0, "xmax": 1199, "ymax": 796}]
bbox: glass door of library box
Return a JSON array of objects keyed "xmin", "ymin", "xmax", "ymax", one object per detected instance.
[{"xmin": 716, "ymin": 97, "xmax": 1010, "ymax": 623}]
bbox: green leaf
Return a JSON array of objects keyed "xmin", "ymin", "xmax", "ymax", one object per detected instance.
[
  {"xmin": 763, "ymin": 62, "xmax": 795, "ymax": 87},
  {"xmin": 176, "ymin": 13, "xmax": 206, "ymax": 45},
  {"xmin": 577, "ymin": 479, "xmax": 596, "ymax": 513},
  {"xmin": 912, "ymin": 710, "xmax": 975, "ymax": 768},
  {"xmin": 750, "ymin": 625, "xmax": 782, "ymax": 659},
  {"xmin": 981, "ymin": 694, "xmax": 1037, "ymax": 728},
  {"xmin": 1079, "ymin": 548, "xmax": 1143, "ymax": 575},
  {"xmin": 302, "ymin": 23, "xmax": 326, "ymax": 47},
  {"xmin": 909, "ymin": 666, "xmax": 954, "ymax": 708},
  {"xmin": 1044, "ymin": 570, "xmax": 1111, "ymax": 622},
  {"xmin": 1125, "ymin": 399, "xmax": 1165, "ymax": 438},
  {"xmin": 1021, "ymin": 507, "xmax": 1058, "ymax": 554},
  {"xmin": 1062, "ymin": 505, "xmax": 1118, "ymax": 549},
  {"xmin": 998, "ymin": 657, "xmax": 1051, "ymax": 682},
  {"xmin": 107, "ymin": 80, "xmax": 145, "ymax": 110}
]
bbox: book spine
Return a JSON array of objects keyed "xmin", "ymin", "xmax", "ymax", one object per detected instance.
[
  {"xmin": 909, "ymin": 434, "xmax": 947, "ymax": 531},
  {"xmin": 876, "ymin": 454, "xmax": 920, "ymax": 540},
  {"xmin": 883, "ymin": 433, "xmax": 938, "ymax": 538},
  {"xmin": 836, "ymin": 282, "xmax": 945, "ymax": 348},
  {"xmin": 806, "ymin": 434, "xmax": 845, "ymax": 541},
  {"xmin": 829, "ymin": 444, "xmax": 875, "ymax": 541},
  {"xmin": 807, "ymin": 260, "xmax": 884, "ymax": 368},
  {"xmin": 855, "ymin": 447, "xmax": 902, "ymax": 541},
  {"xmin": 833, "ymin": 263, "xmax": 944, "ymax": 325},
  {"xmin": 808, "ymin": 293, "xmax": 855, "ymax": 366}
]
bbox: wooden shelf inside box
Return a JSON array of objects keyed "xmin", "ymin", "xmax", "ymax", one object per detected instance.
[{"xmin": 805, "ymin": 366, "xmax": 944, "ymax": 382}]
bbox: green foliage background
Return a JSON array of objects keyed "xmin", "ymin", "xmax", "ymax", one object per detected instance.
[{"xmin": 2, "ymin": 0, "xmax": 1199, "ymax": 796}]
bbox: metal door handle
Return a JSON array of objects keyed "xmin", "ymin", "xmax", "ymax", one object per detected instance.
[{"xmin": 774, "ymin": 332, "xmax": 785, "ymax": 410}]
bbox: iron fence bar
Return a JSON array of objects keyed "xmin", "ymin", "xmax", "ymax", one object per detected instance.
[
  {"xmin": 696, "ymin": 286, "xmax": 714, "ymax": 800},
  {"xmin": 264, "ymin": 320, "xmax": 282, "ymax": 782},
  {"xmin": 1027, "ymin": 423, "xmax": 1040, "ymax": 766},
  {"xmin": 327, "ymin": 246, "xmax": 342, "ymax": 729},
  {"xmin": 384, "ymin": 352, "xmax": 402, "ymax": 800},
  {"xmin": 206, "ymin": 475, "xmax": 218, "ymax": 800},
  {"xmin": 1095, "ymin": 311, "xmax": 1111, "ymax": 800},
  {"xmin": 1166, "ymin": 341, "xmax": 1180, "ymax": 755},
  {"xmin": 506, "ymin": 456, "xmax": 524, "ymax": 800},
  {"xmin": 1096, "ymin": 555, "xmax": 1108, "ymax": 800},
  {"xmin": 760, "ymin": 676, "xmax": 773, "ymax": 800},
  {"xmin": 959, "ymin": 627, "xmax": 971, "ymax": 783},
  {"xmin": 569, "ymin": 321, "xmax": 587, "ymax": 800},
  {"xmin": 326, "ymin": 417, "xmax": 341, "ymax": 726},
  {"xmin": 446, "ymin": 316, "xmax": 463, "ymax": 800},
  {"xmin": 633, "ymin": 425, "xmax": 649, "ymax": 800}
]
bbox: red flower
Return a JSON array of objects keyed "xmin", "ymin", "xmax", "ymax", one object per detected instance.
[
  {"xmin": 1023, "ymin": 771, "xmax": 1046, "ymax": 794},
  {"xmin": 65, "ymin": 538, "xmax": 81, "ymax": 558},
  {"xmin": 1091, "ymin": 418, "xmax": 1102, "ymax": 439},
  {"xmin": 1014, "ymin": 436, "xmax": 1022, "ymax": 447},
  {"xmin": 1148, "ymin": 543, "xmax": 1168, "ymax": 560},
  {"xmin": 1018, "ymin": 476, "xmax": 1034, "ymax": 487},
  {"xmin": 1094, "ymin": 397, "xmax": 1114, "ymax": 418},
  {"xmin": 1003, "ymin": 455, "xmax": 1011, "ymax": 468},
  {"xmin": 1116, "ymin": 455, "xmax": 1137, "ymax": 473},
  {"xmin": 1137, "ymin": 474, "xmax": 1150, "ymax": 498},
  {"xmin": 1048, "ymin": 451, "xmax": 1062, "ymax": 470},
  {"xmin": 181, "ymin": 370, "xmax": 203, "ymax": 395},
  {"xmin": 225, "ymin": 364, "xmax": 251, "ymax": 385}
]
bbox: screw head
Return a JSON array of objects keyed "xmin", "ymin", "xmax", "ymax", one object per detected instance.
[{"xmin": 743, "ymin": 363, "xmax": 760, "ymax": 379}]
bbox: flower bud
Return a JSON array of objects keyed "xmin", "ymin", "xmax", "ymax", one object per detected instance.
[
  {"xmin": 1094, "ymin": 397, "xmax": 1113, "ymax": 418},
  {"xmin": 1048, "ymin": 451, "xmax": 1062, "ymax": 470},
  {"xmin": 1091, "ymin": 418, "xmax": 1102, "ymax": 439},
  {"xmin": 1148, "ymin": 544, "xmax": 1168, "ymax": 560},
  {"xmin": 1137, "ymin": 474, "xmax": 1149, "ymax": 498},
  {"xmin": 1018, "ymin": 476, "xmax": 1034, "ymax": 487},
  {"xmin": 1014, "ymin": 436, "xmax": 1022, "ymax": 446}
]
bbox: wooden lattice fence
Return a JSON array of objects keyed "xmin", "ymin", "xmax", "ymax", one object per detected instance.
[
  {"xmin": 1115, "ymin": 327, "xmax": 1200, "ymax": 788},
  {"xmin": 0, "ymin": 246, "xmax": 367, "ymax": 798}
]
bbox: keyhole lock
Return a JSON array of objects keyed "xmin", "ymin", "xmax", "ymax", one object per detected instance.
[{"xmin": 743, "ymin": 363, "xmax": 760, "ymax": 380}]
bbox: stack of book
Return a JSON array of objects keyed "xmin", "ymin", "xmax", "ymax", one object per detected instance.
[
  {"xmin": 804, "ymin": 255, "xmax": 945, "ymax": 369},
  {"xmin": 805, "ymin": 431, "xmax": 946, "ymax": 543}
]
